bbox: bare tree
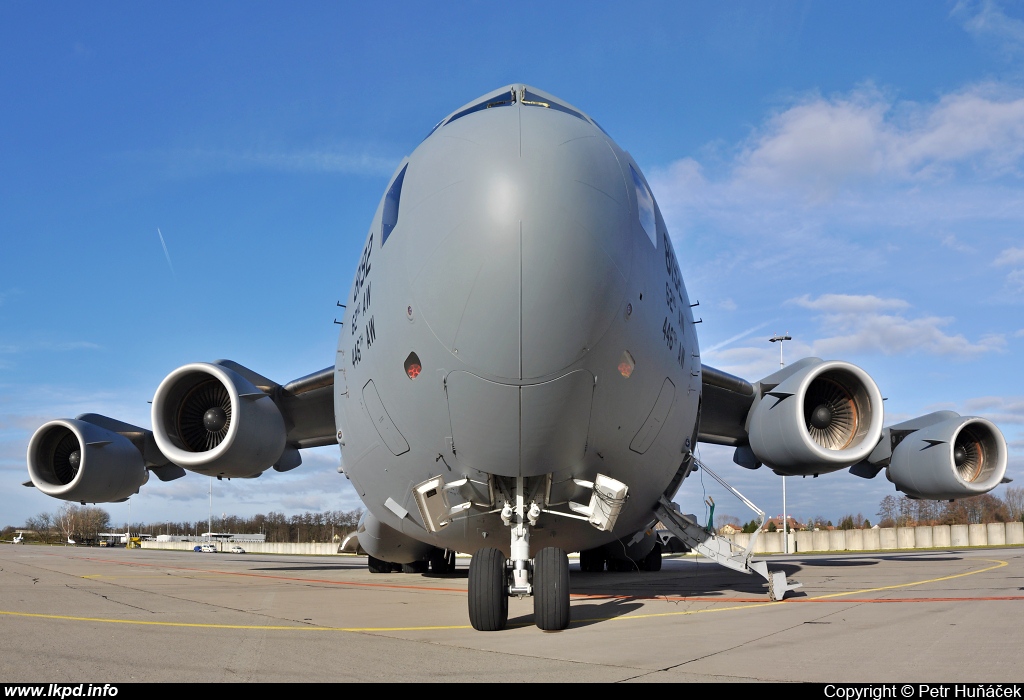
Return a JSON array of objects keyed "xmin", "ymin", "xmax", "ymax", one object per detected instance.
[
  {"xmin": 1004, "ymin": 486, "xmax": 1024, "ymax": 522},
  {"xmin": 715, "ymin": 513, "xmax": 741, "ymax": 530},
  {"xmin": 877, "ymin": 495, "xmax": 897, "ymax": 528},
  {"xmin": 56, "ymin": 503, "xmax": 78, "ymax": 543}
]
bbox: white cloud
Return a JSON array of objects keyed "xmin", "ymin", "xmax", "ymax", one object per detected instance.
[
  {"xmin": 955, "ymin": 0, "xmax": 1024, "ymax": 58},
  {"xmin": 732, "ymin": 84, "xmax": 1024, "ymax": 196},
  {"xmin": 1015, "ymin": 329, "xmax": 1024, "ymax": 337},
  {"xmin": 790, "ymin": 293, "xmax": 910, "ymax": 314},
  {"xmin": 993, "ymin": 247, "xmax": 1024, "ymax": 266},
  {"xmin": 1007, "ymin": 269, "xmax": 1024, "ymax": 293},
  {"xmin": 793, "ymin": 293, "xmax": 1005, "ymax": 358},
  {"xmin": 962, "ymin": 395, "xmax": 1024, "ymax": 424},
  {"xmin": 940, "ymin": 234, "xmax": 973, "ymax": 253}
]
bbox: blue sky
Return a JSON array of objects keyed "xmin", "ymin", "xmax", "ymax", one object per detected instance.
[{"xmin": 1, "ymin": 2, "xmax": 1022, "ymax": 531}]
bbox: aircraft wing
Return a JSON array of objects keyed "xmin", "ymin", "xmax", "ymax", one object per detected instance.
[
  {"xmin": 698, "ymin": 359, "xmax": 1008, "ymax": 500},
  {"xmin": 697, "ymin": 364, "xmax": 755, "ymax": 447}
]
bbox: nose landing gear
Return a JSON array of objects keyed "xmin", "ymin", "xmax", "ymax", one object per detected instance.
[{"xmin": 467, "ymin": 476, "xmax": 571, "ymax": 631}]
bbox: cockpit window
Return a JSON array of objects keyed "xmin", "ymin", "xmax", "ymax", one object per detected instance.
[
  {"xmin": 520, "ymin": 89, "xmax": 589, "ymax": 124},
  {"xmin": 630, "ymin": 165, "xmax": 657, "ymax": 247},
  {"xmin": 444, "ymin": 88, "xmax": 517, "ymax": 127},
  {"xmin": 381, "ymin": 164, "xmax": 408, "ymax": 245}
]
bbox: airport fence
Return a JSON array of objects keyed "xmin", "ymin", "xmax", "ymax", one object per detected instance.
[{"xmin": 722, "ymin": 521, "xmax": 1024, "ymax": 553}]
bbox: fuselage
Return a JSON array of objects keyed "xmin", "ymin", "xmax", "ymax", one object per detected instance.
[{"xmin": 335, "ymin": 85, "xmax": 701, "ymax": 557}]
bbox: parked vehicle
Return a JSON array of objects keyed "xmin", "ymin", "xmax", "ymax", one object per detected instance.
[
  {"xmin": 229, "ymin": 545, "xmax": 245, "ymax": 554},
  {"xmin": 200, "ymin": 544, "xmax": 216, "ymax": 553}
]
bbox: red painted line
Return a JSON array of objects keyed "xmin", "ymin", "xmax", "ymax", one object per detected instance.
[
  {"xmin": 568, "ymin": 594, "xmax": 1024, "ymax": 603},
  {"xmin": 47, "ymin": 552, "xmax": 468, "ymax": 593},
  {"xmin": 44, "ymin": 553, "xmax": 1024, "ymax": 604}
]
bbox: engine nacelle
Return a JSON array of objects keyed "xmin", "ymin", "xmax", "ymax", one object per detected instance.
[
  {"xmin": 886, "ymin": 413, "xmax": 1007, "ymax": 500},
  {"xmin": 152, "ymin": 362, "xmax": 286, "ymax": 478},
  {"xmin": 355, "ymin": 511, "xmax": 435, "ymax": 564},
  {"xmin": 747, "ymin": 358, "xmax": 884, "ymax": 475},
  {"xmin": 27, "ymin": 419, "xmax": 149, "ymax": 503}
]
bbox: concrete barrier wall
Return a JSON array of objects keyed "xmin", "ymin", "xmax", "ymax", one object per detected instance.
[
  {"xmin": 1008, "ymin": 522, "xmax": 1024, "ymax": 545},
  {"xmin": 968, "ymin": 524, "xmax": 987, "ymax": 546},
  {"xmin": 720, "ymin": 521, "xmax": 1023, "ymax": 554},
  {"xmin": 987, "ymin": 523, "xmax": 1006, "ymax": 546},
  {"xmin": 896, "ymin": 528, "xmax": 916, "ymax": 549},
  {"xmin": 951, "ymin": 525, "xmax": 969, "ymax": 547},
  {"xmin": 141, "ymin": 523, "xmax": 1024, "ymax": 557},
  {"xmin": 142, "ymin": 541, "xmax": 344, "ymax": 555}
]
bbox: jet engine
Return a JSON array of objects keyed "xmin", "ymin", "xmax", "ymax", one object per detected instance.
[
  {"xmin": 152, "ymin": 362, "xmax": 286, "ymax": 478},
  {"xmin": 27, "ymin": 419, "xmax": 148, "ymax": 503},
  {"xmin": 885, "ymin": 412, "xmax": 1007, "ymax": 500},
  {"xmin": 746, "ymin": 358, "xmax": 884, "ymax": 475},
  {"xmin": 355, "ymin": 511, "xmax": 436, "ymax": 564}
]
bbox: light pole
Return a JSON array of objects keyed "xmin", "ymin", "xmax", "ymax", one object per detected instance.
[
  {"xmin": 208, "ymin": 478, "xmax": 213, "ymax": 542},
  {"xmin": 769, "ymin": 333, "xmax": 792, "ymax": 554}
]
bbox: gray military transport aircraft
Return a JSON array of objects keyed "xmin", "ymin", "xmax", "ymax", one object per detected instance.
[{"xmin": 24, "ymin": 85, "xmax": 1009, "ymax": 631}]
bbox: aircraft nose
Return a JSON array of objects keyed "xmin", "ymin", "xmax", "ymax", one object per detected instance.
[{"xmin": 408, "ymin": 105, "xmax": 633, "ymax": 380}]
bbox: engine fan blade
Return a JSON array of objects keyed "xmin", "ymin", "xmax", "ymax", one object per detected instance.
[
  {"xmin": 804, "ymin": 378, "xmax": 857, "ymax": 450},
  {"xmin": 177, "ymin": 379, "xmax": 232, "ymax": 452}
]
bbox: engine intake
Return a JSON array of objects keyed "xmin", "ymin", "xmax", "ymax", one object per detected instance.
[
  {"xmin": 746, "ymin": 358, "xmax": 884, "ymax": 474},
  {"xmin": 27, "ymin": 419, "xmax": 148, "ymax": 503},
  {"xmin": 886, "ymin": 413, "xmax": 1006, "ymax": 500},
  {"xmin": 152, "ymin": 362, "xmax": 286, "ymax": 478}
]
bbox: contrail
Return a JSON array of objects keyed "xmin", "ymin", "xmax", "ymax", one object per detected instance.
[
  {"xmin": 156, "ymin": 228, "xmax": 175, "ymax": 277},
  {"xmin": 703, "ymin": 320, "xmax": 772, "ymax": 354}
]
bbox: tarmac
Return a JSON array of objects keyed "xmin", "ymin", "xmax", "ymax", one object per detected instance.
[{"xmin": 1, "ymin": 544, "xmax": 1023, "ymax": 683}]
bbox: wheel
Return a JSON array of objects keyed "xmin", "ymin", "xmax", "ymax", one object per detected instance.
[
  {"xmin": 402, "ymin": 560, "xmax": 429, "ymax": 574},
  {"xmin": 533, "ymin": 547, "xmax": 570, "ymax": 631},
  {"xmin": 468, "ymin": 548, "xmax": 508, "ymax": 631},
  {"xmin": 367, "ymin": 555, "xmax": 390, "ymax": 574},
  {"xmin": 642, "ymin": 541, "xmax": 663, "ymax": 571},
  {"xmin": 579, "ymin": 548, "xmax": 604, "ymax": 572}
]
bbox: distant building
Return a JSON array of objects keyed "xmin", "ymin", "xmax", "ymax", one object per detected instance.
[
  {"xmin": 155, "ymin": 532, "xmax": 266, "ymax": 543},
  {"xmin": 763, "ymin": 515, "xmax": 803, "ymax": 531}
]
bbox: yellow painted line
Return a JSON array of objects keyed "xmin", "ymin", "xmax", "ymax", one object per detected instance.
[
  {"xmin": 0, "ymin": 609, "xmax": 471, "ymax": 632},
  {"xmin": 805, "ymin": 557, "xmax": 1008, "ymax": 601},
  {"xmin": 2, "ymin": 558, "xmax": 1011, "ymax": 632},
  {"xmin": 575, "ymin": 558, "xmax": 1012, "ymax": 624}
]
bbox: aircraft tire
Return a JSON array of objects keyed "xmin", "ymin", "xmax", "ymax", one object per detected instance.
[
  {"xmin": 402, "ymin": 560, "xmax": 429, "ymax": 574},
  {"xmin": 367, "ymin": 555, "xmax": 391, "ymax": 574},
  {"xmin": 642, "ymin": 542, "xmax": 663, "ymax": 571},
  {"xmin": 468, "ymin": 547, "xmax": 508, "ymax": 631},
  {"xmin": 533, "ymin": 547, "xmax": 570, "ymax": 631}
]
